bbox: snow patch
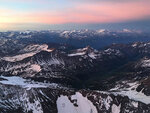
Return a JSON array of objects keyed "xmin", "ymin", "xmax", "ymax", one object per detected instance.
[
  {"xmin": 3, "ymin": 52, "xmax": 35, "ymax": 62},
  {"xmin": 104, "ymin": 96, "xmax": 113, "ymax": 110},
  {"xmin": 0, "ymin": 76, "xmax": 59, "ymax": 90},
  {"xmin": 111, "ymin": 104, "xmax": 121, "ymax": 113},
  {"xmin": 20, "ymin": 91, "xmax": 43, "ymax": 113},
  {"xmin": 132, "ymin": 101, "xmax": 138, "ymax": 108},
  {"xmin": 97, "ymin": 29, "xmax": 106, "ymax": 33},
  {"xmin": 123, "ymin": 29, "xmax": 132, "ymax": 33},
  {"xmin": 104, "ymin": 48, "xmax": 121, "ymax": 56},
  {"xmin": 68, "ymin": 52, "xmax": 85, "ymax": 57},
  {"xmin": 132, "ymin": 43, "xmax": 138, "ymax": 47},
  {"xmin": 57, "ymin": 92, "xmax": 98, "ymax": 113},
  {"xmin": 88, "ymin": 53, "xmax": 97, "ymax": 59},
  {"xmin": 1, "ymin": 62, "xmax": 41, "ymax": 77},
  {"xmin": 29, "ymin": 64, "xmax": 41, "ymax": 72},
  {"xmin": 141, "ymin": 59, "xmax": 150, "ymax": 67}
]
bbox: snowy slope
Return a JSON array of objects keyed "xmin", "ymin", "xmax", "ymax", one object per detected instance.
[
  {"xmin": 57, "ymin": 92, "xmax": 97, "ymax": 113},
  {"xmin": 3, "ymin": 44, "xmax": 54, "ymax": 62}
]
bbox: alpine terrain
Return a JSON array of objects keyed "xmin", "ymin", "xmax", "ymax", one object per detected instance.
[{"xmin": 0, "ymin": 30, "xmax": 150, "ymax": 113}]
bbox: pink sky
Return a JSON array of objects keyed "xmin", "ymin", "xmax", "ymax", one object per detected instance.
[{"xmin": 0, "ymin": 0, "xmax": 150, "ymax": 24}]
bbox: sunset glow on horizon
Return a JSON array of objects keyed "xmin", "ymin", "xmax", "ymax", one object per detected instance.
[{"xmin": 0, "ymin": 0, "xmax": 150, "ymax": 30}]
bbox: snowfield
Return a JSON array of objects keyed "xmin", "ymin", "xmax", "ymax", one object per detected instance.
[
  {"xmin": 57, "ymin": 92, "xmax": 98, "ymax": 113},
  {"xmin": 113, "ymin": 90, "xmax": 150, "ymax": 105},
  {"xmin": 0, "ymin": 76, "xmax": 59, "ymax": 90},
  {"xmin": 110, "ymin": 81, "xmax": 150, "ymax": 104}
]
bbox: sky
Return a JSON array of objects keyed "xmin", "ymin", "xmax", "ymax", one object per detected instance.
[{"xmin": 0, "ymin": 0, "xmax": 150, "ymax": 31}]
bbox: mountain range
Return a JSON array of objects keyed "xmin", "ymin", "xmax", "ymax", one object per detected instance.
[{"xmin": 0, "ymin": 30, "xmax": 150, "ymax": 113}]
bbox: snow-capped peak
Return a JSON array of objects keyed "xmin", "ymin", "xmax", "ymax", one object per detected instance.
[
  {"xmin": 68, "ymin": 46, "xmax": 99, "ymax": 59},
  {"xmin": 123, "ymin": 29, "xmax": 132, "ymax": 33},
  {"xmin": 97, "ymin": 29, "xmax": 106, "ymax": 33}
]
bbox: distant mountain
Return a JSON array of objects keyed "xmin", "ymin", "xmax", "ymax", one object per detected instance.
[{"xmin": 1, "ymin": 30, "xmax": 150, "ymax": 49}]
